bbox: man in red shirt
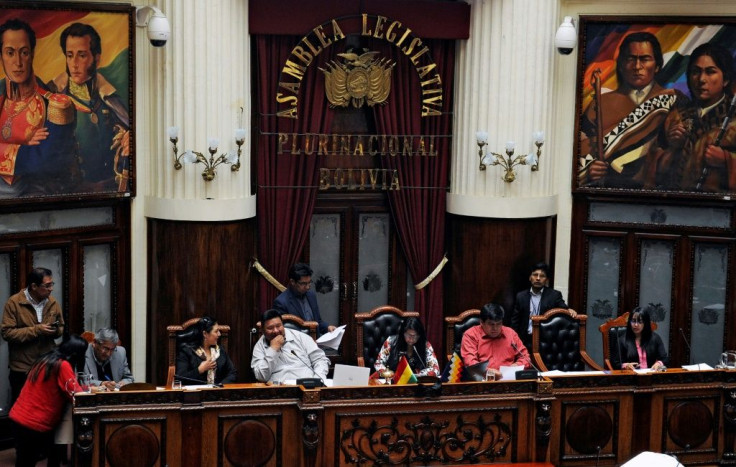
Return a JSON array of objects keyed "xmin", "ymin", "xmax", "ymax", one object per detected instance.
[{"xmin": 461, "ymin": 302, "xmax": 530, "ymax": 381}]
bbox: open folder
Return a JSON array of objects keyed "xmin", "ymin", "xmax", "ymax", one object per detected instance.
[{"xmin": 316, "ymin": 324, "xmax": 346, "ymax": 350}]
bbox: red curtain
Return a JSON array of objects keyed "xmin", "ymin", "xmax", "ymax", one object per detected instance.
[
  {"xmin": 255, "ymin": 35, "xmax": 336, "ymax": 313},
  {"xmin": 371, "ymin": 39, "xmax": 454, "ymax": 348}
]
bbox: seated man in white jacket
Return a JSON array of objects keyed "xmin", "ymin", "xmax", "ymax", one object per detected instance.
[{"xmin": 251, "ymin": 309, "xmax": 329, "ymax": 384}]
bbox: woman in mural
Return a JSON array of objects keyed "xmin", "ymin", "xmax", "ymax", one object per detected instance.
[{"xmin": 656, "ymin": 42, "xmax": 736, "ymax": 192}]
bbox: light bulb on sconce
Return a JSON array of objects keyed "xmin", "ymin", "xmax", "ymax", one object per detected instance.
[
  {"xmin": 168, "ymin": 126, "xmax": 245, "ymax": 181},
  {"xmin": 476, "ymin": 131, "xmax": 544, "ymax": 182}
]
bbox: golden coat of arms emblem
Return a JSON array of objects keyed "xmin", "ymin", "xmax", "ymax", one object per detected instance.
[{"xmin": 320, "ymin": 50, "xmax": 395, "ymax": 109}]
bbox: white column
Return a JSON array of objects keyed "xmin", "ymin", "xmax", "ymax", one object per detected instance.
[
  {"xmin": 142, "ymin": 0, "xmax": 256, "ymax": 221},
  {"xmin": 449, "ymin": 0, "xmax": 560, "ymax": 218}
]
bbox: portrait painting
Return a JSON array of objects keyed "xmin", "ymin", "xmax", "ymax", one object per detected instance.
[
  {"xmin": 575, "ymin": 17, "xmax": 736, "ymax": 196},
  {"xmin": 0, "ymin": 2, "xmax": 133, "ymax": 203}
]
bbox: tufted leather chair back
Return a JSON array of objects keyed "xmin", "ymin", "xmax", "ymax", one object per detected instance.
[
  {"xmin": 538, "ymin": 314, "xmax": 584, "ymax": 371},
  {"xmin": 531, "ymin": 308, "xmax": 602, "ymax": 372},
  {"xmin": 444, "ymin": 309, "xmax": 481, "ymax": 359},
  {"xmin": 256, "ymin": 314, "xmax": 318, "ymax": 341},
  {"xmin": 355, "ymin": 306, "xmax": 419, "ymax": 368}
]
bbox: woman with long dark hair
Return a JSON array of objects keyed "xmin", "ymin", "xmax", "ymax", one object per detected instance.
[
  {"xmin": 374, "ymin": 317, "xmax": 440, "ymax": 377},
  {"xmin": 176, "ymin": 316, "xmax": 237, "ymax": 385},
  {"xmin": 9, "ymin": 334, "xmax": 87, "ymax": 467},
  {"xmin": 611, "ymin": 306, "xmax": 668, "ymax": 371}
]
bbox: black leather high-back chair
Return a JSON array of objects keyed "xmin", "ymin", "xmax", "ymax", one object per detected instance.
[
  {"xmin": 444, "ymin": 309, "xmax": 480, "ymax": 360},
  {"xmin": 531, "ymin": 308, "xmax": 602, "ymax": 372},
  {"xmin": 355, "ymin": 306, "xmax": 419, "ymax": 369},
  {"xmin": 256, "ymin": 314, "xmax": 318, "ymax": 341}
]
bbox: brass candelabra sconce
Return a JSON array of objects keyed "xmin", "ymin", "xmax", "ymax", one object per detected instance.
[
  {"xmin": 476, "ymin": 131, "xmax": 544, "ymax": 183},
  {"xmin": 168, "ymin": 126, "xmax": 245, "ymax": 181}
]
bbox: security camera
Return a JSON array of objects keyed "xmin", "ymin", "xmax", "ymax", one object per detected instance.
[
  {"xmin": 136, "ymin": 6, "xmax": 170, "ymax": 47},
  {"xmin": 555, "ymin": 16, "xmax": 577, "ymax": 55},
  {"xmin": 147, "ymin": 13, "xmax": 170, "ymax": 47}
]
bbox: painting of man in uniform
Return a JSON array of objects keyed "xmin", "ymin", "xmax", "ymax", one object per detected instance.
[
  {"xmin": 0, "ymin": 5, "xmax": 131, "ymax": 201},
  {"xmin": 576, "ymin": 19, "xmax": 736, "ymax": 195}
]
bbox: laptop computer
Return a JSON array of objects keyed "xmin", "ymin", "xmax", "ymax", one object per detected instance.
[{"xmin": 332, "ymin": 364, "xmax": 371, "ymax": 387}]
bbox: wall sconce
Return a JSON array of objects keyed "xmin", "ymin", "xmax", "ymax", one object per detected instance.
[
  {"xmin": 476, "ymin": 131, "xmax": 544, "ymax": 183},
  {"xmin": 168, "ymin": 127, "xmax": 245, "ymax": 181}
]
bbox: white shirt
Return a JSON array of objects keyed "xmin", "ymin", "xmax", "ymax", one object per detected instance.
[
  {"xmin": 24, "ymin": 288, "xmax": 47, "ymax": 322},
  {"xmin": 628, "ymin": 82, "xmax": 654, "ymax": 105},
  {"xmin": 251, "ymin": 328, "xmax": 330, "ymax": 383},
  {"xmin": 527, "ymin": 288, "xmax": 542, "ymax": 335}
]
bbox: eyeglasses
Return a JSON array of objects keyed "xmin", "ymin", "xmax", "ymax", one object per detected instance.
[
  {"xmin": 37, "ymin": 282, "xmax": 55, "ymax": 289},
  {"xmin": 96, "ymin": 342, "xmax": 117, "ymax": 353},
  {"xmin": 296, "ymin": 280, "xmax": 313, "ymax": 287}
]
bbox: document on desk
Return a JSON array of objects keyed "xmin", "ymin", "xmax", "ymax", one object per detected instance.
[
  {"xmin": 500, "ymin": 365, "xmax": 524, "ymax": 380},
  {"xmin": 683, "ymin": 363, "xmax": 714, "ymax": 371},
  {"xmin": 316, "ymin": 325, "xmax": 346, "ymax": 350}
]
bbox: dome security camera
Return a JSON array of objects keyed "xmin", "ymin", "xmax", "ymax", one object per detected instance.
[
  {"xmin": 147, "ymin": 13, "xmax": 170, "ymax": 47},
  {"xmin": 136, "ymin": 6, "xmax": 170, "ymax": 47},
  {"xmin": 555, "ymin": 16, "xmax": 577, "ymax": 55}
]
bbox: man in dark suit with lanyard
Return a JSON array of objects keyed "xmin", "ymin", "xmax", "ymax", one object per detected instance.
[
  {"xmin": 510, "ymin": 262, "xmax": 574, "ymax": 351},
  {"xmin": 273, "ymin": 263, "xmax": 335, "ymax": 335}
]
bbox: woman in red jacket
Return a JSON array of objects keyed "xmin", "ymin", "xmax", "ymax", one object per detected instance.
[{"xmin": 9, "ymin": 334, "xmax": 87, "ymax": 467}]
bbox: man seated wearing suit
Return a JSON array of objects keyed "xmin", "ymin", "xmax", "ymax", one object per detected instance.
[
  {"xmin": 510, "ymin": 262, "xmax": 574, "ymax": 351},
  {"xmin": 273, "ymin": 263, "xmax": 335, "ymax": 335},
  {"xmin": 84, "ymin": 328, "xmax": 133, "ymax": 390}
]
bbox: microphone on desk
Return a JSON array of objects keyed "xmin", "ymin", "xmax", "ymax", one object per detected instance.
[
  {"xmin": 290, "ymin": 349, "xmax": 325, "ymax": 385},
  {"xmin": 173, "ymin": 374, "xmax": 223, "ymax": 388},
  {"xmin": 412, "ymin": 345, "xmax": 426, "ymax": 370},
  {"xmin": 511, "ymin": 342, "xmax": 541, "ymax": 379},
  {"xmin": 614, "ymin": 327, "xmax": 626, "ymax": 370},
  {"xmin": 679, "ymin": 327, "xmax": 699, "ymax": 370}
]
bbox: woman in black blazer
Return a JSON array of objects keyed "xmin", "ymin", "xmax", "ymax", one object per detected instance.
[
  {"xmin": 612, "ymin": 306, "xmax": 668, "ymax": 371},
  {"xmin": 176, "ymin": 316, "xmax": 237, "ymax": 385}
]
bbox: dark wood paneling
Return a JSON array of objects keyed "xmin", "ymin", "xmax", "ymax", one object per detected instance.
[
  {"xmin": 444, "ymin": 214, "xmax": 558, "ymax": 322},
  {"xmin": 147, "ymin": 218, "xmax": 258, "ymax": 385}
]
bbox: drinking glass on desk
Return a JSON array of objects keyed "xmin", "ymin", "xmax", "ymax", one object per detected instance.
[
  {"xmin": 484, "ymin": 368, "xmax": 496, "ymax": 382},
  {"xmin": 172, "ymin": 380, "xmax": 182, "ymax": 390},
  {"xmin": 77, "ymin": 372, "xmax": 92, "ymax": 393}
]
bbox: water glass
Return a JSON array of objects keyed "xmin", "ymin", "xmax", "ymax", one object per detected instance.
[
  {"xmin": 77, "ymin": 372, "xmax": 92, "ymax": 393},
  {"xmin": 484, "ymin": 368, "xmax": 496, "ymax": 382},
  {"xmin": 172, "ymin": 380, "xmax": 182, "ymax": 390}
]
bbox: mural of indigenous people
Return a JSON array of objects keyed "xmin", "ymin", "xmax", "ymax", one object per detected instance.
[{"xmin": 577, "ymin": 20, "xmax": 736, "ymax": 195}]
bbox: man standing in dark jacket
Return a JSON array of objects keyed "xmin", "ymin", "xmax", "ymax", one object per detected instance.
[
  {"xmin": 273, "ymin": 263, "xmax": 335, "ymax": 335},
  {"xmin": 510, "ymin": 262, "xmax": 573, "ymax": 351}
]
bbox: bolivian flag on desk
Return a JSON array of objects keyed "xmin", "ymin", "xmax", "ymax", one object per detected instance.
[
  {"xmin": 392, "ymin": 356, "xmax": 418, "ymax": 385},
  {"xmin": 440, "ymin": 352, "xmax": 464, "ymax": 383}
]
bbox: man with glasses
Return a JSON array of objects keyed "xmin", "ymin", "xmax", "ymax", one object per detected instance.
[
  {"xmin": 84, "ymin": 328, "xmax": 133, "ymax": 390},
  {"xmin": 1, "ymin": 267, "xmax": 64, "ymax": 403},
  {"xmin": 461, "ymin": 303, "xmax": 530, "ymax": 381},
  {"xmin": 273, "ymin": 263, "xmax": 336, "ymax": 335}
]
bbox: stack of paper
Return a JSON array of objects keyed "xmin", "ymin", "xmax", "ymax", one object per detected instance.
[{"xmin": 316, "ymin": 325, "xmax": 346, "ymax": 350}]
